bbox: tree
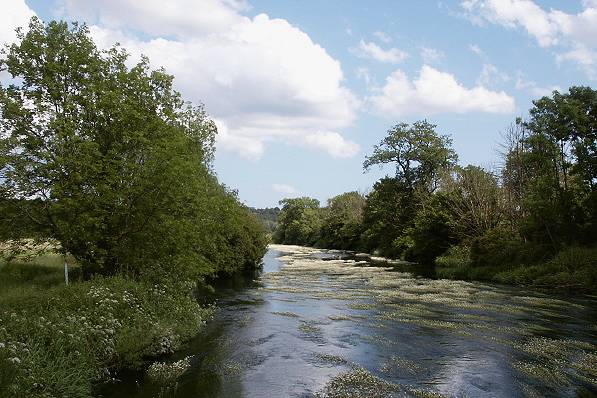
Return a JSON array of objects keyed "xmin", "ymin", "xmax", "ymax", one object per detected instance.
[
  {"xmin": 0, "ymin": 18, "xmax": 266, "ymax": 279},
  {"xmin": 445, "ymin": 165, "xmax": 504, "ymax": 241},
  {"xmin": 361, "ymin": 121, "xmax": 457, "ymax": 259},
  {"xmin": 361, "ymin": 178, "xmax": 414, "ymax": 257},
  {"xmin": 319, "ymin": 191, "xmax": 365, "ymax": 250},
  {"xmin": 273, "ymin": 197, "xmax": 322, "ymax": 246},
  {"xmin": 498, "ymin": 87, "xmax": 597, "ymax": 248},
  {"xmin": 363, "ymin": 120, "xmax": 457, "ymax": 193}
]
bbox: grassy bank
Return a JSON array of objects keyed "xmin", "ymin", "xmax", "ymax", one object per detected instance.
[
  {"xmin": 436, "ymin": 246, "xmax": 597, "ymax": 294},
  {"xmin": 0, "ymin": 255, "xmax": 214, "ymax": 398}
]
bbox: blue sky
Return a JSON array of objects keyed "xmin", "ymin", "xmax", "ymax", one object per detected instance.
[{"xmin": 2, "ymin": 1, "xmax": 596, "ymax": 207}]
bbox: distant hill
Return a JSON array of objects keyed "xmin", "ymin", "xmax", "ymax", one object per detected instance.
[{"xmin": 250, "ymin": 207, "xmax": 280, "ymax": 233}]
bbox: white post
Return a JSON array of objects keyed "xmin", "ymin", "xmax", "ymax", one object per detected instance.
[{"xmin": 64, "ymin": 258, "xmax": 69, "ymax": 286}]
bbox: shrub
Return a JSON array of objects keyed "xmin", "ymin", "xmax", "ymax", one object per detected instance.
[{"xmin": 0, "ymin": 276, "xmax": 213, "ymax": 398}]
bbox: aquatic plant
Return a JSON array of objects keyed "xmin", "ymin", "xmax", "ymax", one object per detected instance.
[
  {"xmin": 315, "ymin": 367, "xmax": 400, "ymax": 398},
  {"xmin": 147, "ymin": 356, "xmax": 192, "ymax": 385}
]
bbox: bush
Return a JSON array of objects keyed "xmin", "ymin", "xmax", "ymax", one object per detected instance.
[
  {"xmin": 494, "ymin": 246, "xmax": 597, "ymax": 292},
  {"xmin": 469, "ymin": 226, "xmax": 547, "ymax": 268},
  {"xmin": 0, "ymin": 276, "xmax": 213, "ymax": 398}
]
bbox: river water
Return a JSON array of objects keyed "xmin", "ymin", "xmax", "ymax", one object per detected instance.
[{"xmin": 101, "ymin": 245, "xmax": 597, "ymax": 398}]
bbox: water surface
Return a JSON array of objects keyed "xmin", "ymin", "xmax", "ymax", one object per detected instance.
[{"xmin": 101, "ymin": 245, "xmax": 597, "ymax": 397}]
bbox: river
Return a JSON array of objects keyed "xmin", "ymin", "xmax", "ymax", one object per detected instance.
[{"xmin": 101, "ymin": 245, "xmax": 597, "ymax": 397}]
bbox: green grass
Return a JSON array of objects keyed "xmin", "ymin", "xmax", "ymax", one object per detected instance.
[
  {"xmin": 0, "ymin": 252, "xmax": 214, "ymax": 398},
  {"xmin": 436, "ymin": 245, "xmax": 597, "ymax": 294}
]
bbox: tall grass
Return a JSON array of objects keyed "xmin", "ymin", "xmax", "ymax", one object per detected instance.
[
  {"xmin": 436, "ymin": 245, "xmax": 597, "ymax": 293},
  {"xmin": 0, "ymin": 258, "xmax": 213, "ymax": 398}
]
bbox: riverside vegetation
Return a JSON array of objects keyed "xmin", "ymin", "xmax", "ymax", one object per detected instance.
[
  {"xmin": 0, "ymin": 19, "xmax": 267, "ymax": 398},
  {"xmin": 273, "ymin": 88, "xmax": 597, "ymax": 293}
]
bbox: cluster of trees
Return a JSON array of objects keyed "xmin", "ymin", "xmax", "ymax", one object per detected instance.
[
  {"xmin": 250, "ymin": 207, "xmax": 280, "ymax": 233},
  {"xmin": 0, "ymin": 19, "xmax": 267, "ymax": 280},
  {"xmin": 274, "ymin": 88, "xmax": 596, "ymax": 288}
]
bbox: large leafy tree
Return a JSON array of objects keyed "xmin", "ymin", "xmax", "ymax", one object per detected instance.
[
  {"xmin": 0, "ymin": 18, "xmax": 265, "ymax": 278},
  {"xmin": 499, "ymin": 87, "xmax": 597, "ymax": 248},
  {"xmin": 319, "ymin": 191, "xmax": 365, "ymax": 250},
  {"xmin": 273, "ymin": 197, "xmax": 322, "ymax": 246},
  {"xmin": 363, "ymin": 120, "xmax": 457, "ymax": 193},
  {"xmin": 362, "ymin": 121, "xmax": 457, "ymax": 258}
]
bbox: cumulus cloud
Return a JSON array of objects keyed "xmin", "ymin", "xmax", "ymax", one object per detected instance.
[
  {"xmin": 60, "ymin": 0, "xmax": 248, "ymax": 37},
  {"xmin": 59, "ymin": 0, "xmax": 359, "ymax": 159},
  {"xmin": 303, "ymin": 131, "xmax": 360, "ymax": 158},
  {"xmin": 272, "ymin": 183, "xmax": 298, "ymax": 195},
  {"xmin": 352, "ymin": 40, "xmax": 409, "ymax": 64},
  {"xmin": 370, "ymin": 65, "xmax": 515, "ymax": 117},
  {"xmin": 0, "ymin": 0, "xmax": 35, "ymax": 47},
  {"xmin": 0, "ymin": 0, "xmax": 36, "ymax": 82},
  {"xmin": 461, "ymin": 0, "xmax": 597, "ymax": 78}
]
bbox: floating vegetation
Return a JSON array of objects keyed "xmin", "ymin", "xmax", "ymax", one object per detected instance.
[
  {"xmin": 271, "ymin": 311, "xmax": 300, "ymax": 318},
  {"xmin": 380, "ymin": 355, "xmax": 423, "ymax": 376},
  {"xmin": 147, "ymin": 356, "xmax": 192, "ymax": 385},
  {"xmin": 315, "ymin": 367, "xmax": 400, "ymax": 398},
  {"xmin": 573, "ymin": 351, "xmax": 597, "ymax": 385},
  {"xmin": 328, "ymin": 314, "xmax": 352, "ymax": 321},
  {"xmin": 313, "ymin": 353, "xmax": 349, "ymax": 365},
  {"xmin": 407, "ymin": 388, "xmax": 448, "ymax": 398},
  {"xmin": 261, "ymin": 245, "xmax": 597, "ymax": 396},
  {"xmin": 512, "ymin": 361, "xmax": 571, "ymax": 387},
  {"xmin": 299, "ymin": 321, "xmax": 322, "ymax": 335}
]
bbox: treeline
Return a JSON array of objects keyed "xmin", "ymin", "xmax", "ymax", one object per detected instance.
[
  {"xmin": 250, "ymin": 207, "xmax": 281, "ymax": 233},
  {"xmin": 0, "ymin": 18, "xmax": 267, "ymax": 281},
  {"xmin": 274, "ymin": 87, "xmax": 597, "ymax": 292}
]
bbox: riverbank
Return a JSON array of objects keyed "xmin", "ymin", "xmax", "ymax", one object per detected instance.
[
  {"xmin": 0, "ymin": 258, "xmax": 213, "ymax": 398},
  {"xmin": 435, "ymin": 245, "xmax": 597, "ymax": 295}
]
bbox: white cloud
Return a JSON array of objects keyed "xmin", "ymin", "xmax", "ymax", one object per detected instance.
[
  {"xmin": 0, "ymin": 0, "xmax": 35, "ymax": 47},
  {"xmin": 303, "ymin": 131, "xmax": 360, "ymax": 158},
  {"xmin": 352, "ymin": 40, "xmax": 409, "ymax": 64},
  {"xmin": 477, "ymin": 63, "xmax": 510, "ymax": 86},
  {"xmin": 469, "ymin": 44, "xmax": 485, "ymax": 57},
  {"xmin": 370, "ymin": 65, "xmax": 515, "ymax": 116},
  {"xmin": 461, "ymin": 0, "xmax": 597, "ymax": 79},
  {"xmin": 420, "ymin": 47, "xmax": 444, "ymax": 63},
  {"xmin": 373, "ymin": 30, "xmax": 392, "ymax": 43},
  {"xmin": 0, "ymin": 0, "xmax": 36, "ymax": 82},
  {"xmin": 60, "ymin": 0, "xmax": 248, "ymax": 37},
  {"xmin": 515, "ymin": 76, "xmax": 560, "ymax": 97},
  {"xmin": 356, "ymin": 67, "xmax": 374, "ymax": 88},
  {"xmin": 272, "ymin": 183, "xmax": 298, "ymax": 195},
  {"xmin": 60, "ymin": 1, "xmax": 359, "ymax": 159}
]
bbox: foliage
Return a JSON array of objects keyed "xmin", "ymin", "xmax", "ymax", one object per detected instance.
[
  {"xmin": 444, "ymin": 165, "xmax": 504, "ymax": 241},
  {"xmin": 401, "ymin": 193, "xmax": 456, "ymax": 264},
  {"xmin": 250, "ymin": 207, "xmax": 280, "ymax": 233},
  {"xmin": 274, "ymin": 88, "xmax": 596, "ymax": 292},
  {"xmin": 361, "ymin": 121, "xmax": 457, "ymax": 260},
  {"xmin": 319, "ymin": 192, "xmax": 365, "ymax": 250},
  {"xmin": 494, "ymin": 246, "xmax": 597, "ymax": 292},
  {"xmin": 0, "ymin": 269, "xmax": 213, "ymax": 398},
  {"xmin": 0, "ymin": 18, "xmax": 266, "ymax": 279},
  {"xmin": 273, "ymin": 197, "xmax": 322, "ymax": 246},
  {"xmin": 363, "ymin": 120, "xmax": 457, "ymax": 193},
  {"xmin": 360, "ymin": 178, "xmax": 414, "ymax": 257}
]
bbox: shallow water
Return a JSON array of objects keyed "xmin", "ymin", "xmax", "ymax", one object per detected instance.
[{"xmin": 101, "ymin": 245, "xmax": 597, "ymax": 397}]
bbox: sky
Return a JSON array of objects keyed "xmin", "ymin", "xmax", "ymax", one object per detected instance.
[{"xmin": 2, "ymin": 0, "xmax": 596, "ymax": 207}]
